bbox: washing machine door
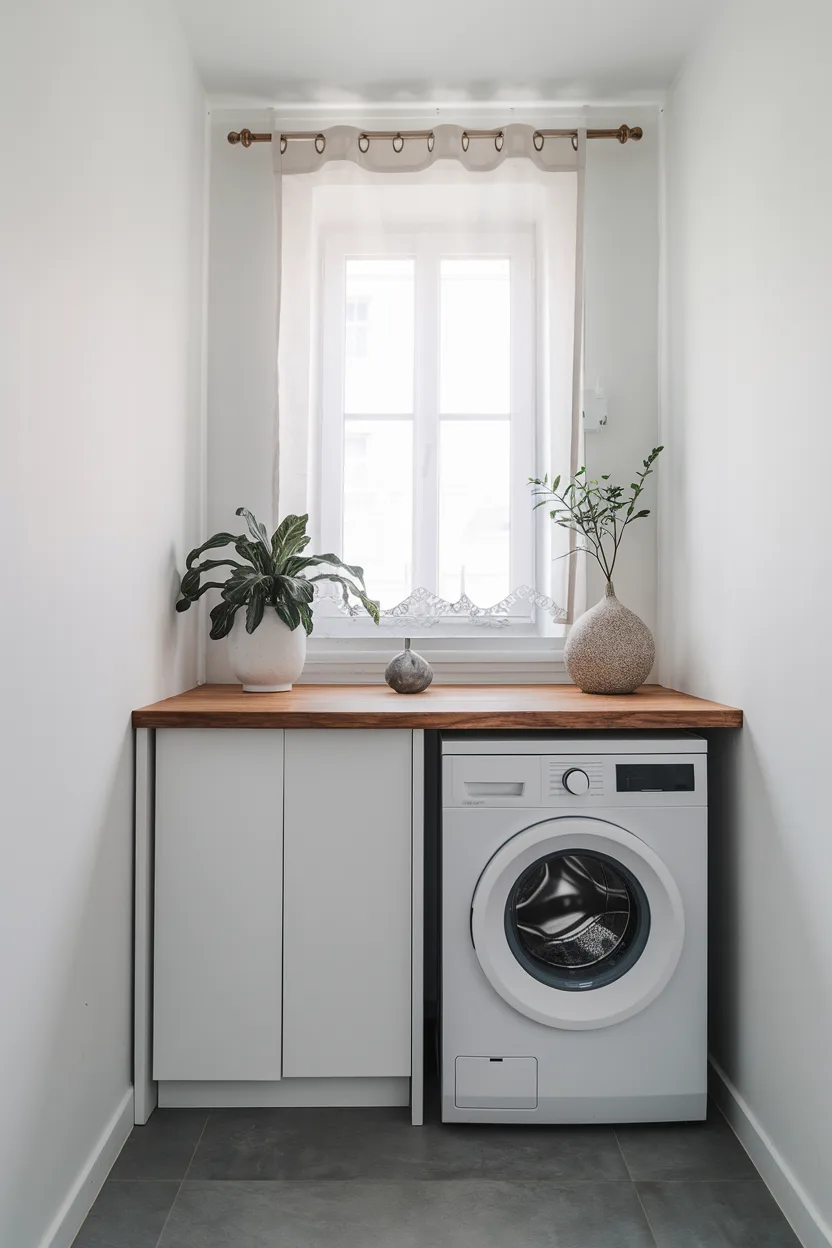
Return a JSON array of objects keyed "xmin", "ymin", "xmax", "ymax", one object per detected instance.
[{"xmin": 471, "ymin": 817, "xmax": 685, "ymax": 1030}]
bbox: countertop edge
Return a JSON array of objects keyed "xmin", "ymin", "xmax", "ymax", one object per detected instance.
[{"xmin": 133, "ymin": 704, "xmax": 742, "ymax": 731}]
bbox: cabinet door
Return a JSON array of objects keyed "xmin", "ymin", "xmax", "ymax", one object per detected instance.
[
  {"xmin": 154, "ymin": 729, "xmax": 283, "ymax": 1081},
  {"xmin": 283, "ymin": 729, "xmax": 412, "ymax": 1078}
]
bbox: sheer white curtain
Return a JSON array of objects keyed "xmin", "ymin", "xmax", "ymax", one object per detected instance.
[{"xmin": 273, "ymin": 122, "xmax": 585, "ymax": 630}]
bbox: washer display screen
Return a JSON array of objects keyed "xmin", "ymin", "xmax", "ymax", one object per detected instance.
[{"xmin": 505, "ymin": 851, "xmax": 650, "ymax": 991}]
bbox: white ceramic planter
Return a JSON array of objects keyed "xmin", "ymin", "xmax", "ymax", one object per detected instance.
[{"xmin": 228, "ymin": 608, "xmax": 307, "ymax": 692}]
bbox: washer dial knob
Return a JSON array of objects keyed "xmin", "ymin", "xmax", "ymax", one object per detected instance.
[{"xmin": 562, "ymin": 767, "xmax": 590, "ymax": 795}]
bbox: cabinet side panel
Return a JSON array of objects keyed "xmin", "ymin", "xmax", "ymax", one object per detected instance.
[
  {"xmin": 283, "ymin": 729, "xmax": 412, "ymax": 1078},
  {"xmin": 153, "ymin": 729, "xmax": 283, "ymax": 1080},
  {"xmin": 134, "ymin": 728, "xmax": 156, "ymax": 1123}
]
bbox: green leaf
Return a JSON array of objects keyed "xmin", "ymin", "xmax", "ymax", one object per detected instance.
[
  {"xmin": 276, "ymin": 575, "xmax": 314, "ymax": 605},
  {"xmin": 180, "ymin": 568, "xmax": 201, "ymax": 598},
  {"xmin": 187, "ymin": 557, "xmax": 245, "ymax": 577},
  {"xmin": 287, "ymin": 553, "xmax": 369, "ymax": 589},
  {"xmin": 245, "ymin": 585, "xmax": 265, "ymax": 633},
  {"xmin": 234, "ymin": 537, "xmax": 272, "ymax": 574},
  {"xmin": 209, "ymin": 600, "xmax": 239, "ymax": 640},
  {"xmin": 275, "ymin": 599, "xmax": 301, "ymax": 631},
  {"xmin": 271, "ymin": 514, "xmax": 310, "ymax": 564},
  {"xmin": 178, "ymin": 559, "xmax": 247, "ymax": 603},
  {"xmin": 224, "ymin": 569, "xmax": 270, "ymax": 606},
  {"xmin": 176, "ymin": 579, "xmax": 228, "ymax": 609},
  {"xmin": 185, "ymin": 531, "xmax": 242, "ymax": 569},
  {"xmin": 235, "ymin": 506, "xmax": 271, "ymax": 553}
]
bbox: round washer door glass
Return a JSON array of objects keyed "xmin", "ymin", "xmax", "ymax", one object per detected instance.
[
  {"xmin": 471, "ymin": 817, "xmax": 685, "ymax": 1030},
  {"xmin": 506, "ymin": 850, "xmax": 650, "ymax": 992}
]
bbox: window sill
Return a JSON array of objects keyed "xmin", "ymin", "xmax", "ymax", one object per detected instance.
[{"xmin": 299, "ymin": 637, "xmax": 568, "ymax": 685}]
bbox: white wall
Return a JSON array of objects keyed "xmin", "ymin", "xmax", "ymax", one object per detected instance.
[
  {"xmin": 0, "ymin": 3, "xmax": 207, "ymax": 1245},
  {"xmin": 661, "ymin": 2, "xmax": 832, "ymax": 1243},
  {"xmin": 204, "ymin": 106, "xmax": 659, "ymax": 681}
]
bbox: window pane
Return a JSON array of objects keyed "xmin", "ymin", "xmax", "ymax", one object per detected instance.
[
  {"xmin": 438, "ymin": 420, "xmax": 510, "ymax": 605},
  {"xmin": 343, "ymin": 420, "xmax": 412, "ymax": 609},
  {"xmin": 440, "ymin": 258, "xmax": 510, "ymax": 415},
  {"xmin": 344, "ymin": 259, "xmax": 414, "ymax": 415}
]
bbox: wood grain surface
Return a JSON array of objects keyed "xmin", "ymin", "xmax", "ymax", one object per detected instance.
[{"xmin": 133, "ymin": 684, "xmax": 742, "ymax": 730}]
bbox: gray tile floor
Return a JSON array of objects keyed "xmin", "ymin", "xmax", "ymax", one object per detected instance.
[{"xmin": 73, "ymin": 1097, "xmax": 801, "ymax": 1247}]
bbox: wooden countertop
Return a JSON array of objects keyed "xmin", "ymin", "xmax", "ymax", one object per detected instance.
[{"xmin": 133, "ymin": 684, "xmax": 742, "ymax": 730}]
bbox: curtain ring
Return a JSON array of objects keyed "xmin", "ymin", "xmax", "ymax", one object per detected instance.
[
  {"xmin": 315, "ymin": 133, "xmax": 326, "ymax": 154},
  {"xmin": 279, "ymin": 134, "xmax": 288, "ymax": 155},
  {"xmin": 427, "ymin": 131, "xmax": 435, "ymax": 153},
  {"xmin": 571, "ymin": 134, "xmax": 578, "ymax": 152},
  {"xmin": 461, "ymin": 131, "xmax": 470, "ymax": 152},
  {"xmin": 392, "ymin": 133, "xmax": 404, "ymax": 153},
  {"xmin": 533, "ymin": 131, "xmax": 544, "ymax": 152},
  {"xmin": 358, "ymin": 133, "xmax": 370, "ymax": 154},
  {"xmin": 494, "ymin": 130, "xmax": 504, "ymax": 153}
]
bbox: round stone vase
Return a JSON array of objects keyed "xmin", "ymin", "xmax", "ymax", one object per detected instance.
[
  {"xmin": 564, "ymin": 582, "xmax": 654, "ymax": 694},
  {"xmin": 228, "ymin": 608, "xmax": 307, "ymax": 692},
  {"xmin": 384, "ymin": 638, "xmax": 433, "ymax": 694}
]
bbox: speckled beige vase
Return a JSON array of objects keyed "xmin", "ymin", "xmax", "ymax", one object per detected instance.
[{"xmin": 564, "ymin": 582, "xmax": 655, "ymax": 694}]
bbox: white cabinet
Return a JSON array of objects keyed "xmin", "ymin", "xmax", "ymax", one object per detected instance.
[
  {"xmin": 147, "ymin": 726, "xmax": 418, "ymax": 1104},
  {"xmin": 282, "ymin": 730, "xmax": 413, "ymax": 1078},
  {"xmin": 153, "ymin": 729, "xmax": 284, "ymax": 1081}
]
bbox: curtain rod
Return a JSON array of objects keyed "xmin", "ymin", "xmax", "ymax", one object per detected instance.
[{"xmin": 227, "ymin": 124, "xmax": 643, "ymax": 153}]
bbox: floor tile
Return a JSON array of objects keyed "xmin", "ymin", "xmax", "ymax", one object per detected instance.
[
  {"xmin": 637, "ymin": 1180, "xmax": 801, "ymax": 1247},
  {"xmin": 159, "ymin": 1179, "xmax": 655, "ymax": 1248},
  {"xmin": 187, "ymin": 1106, "xmax": 629, "ymax": 1182},
  {"xmin": 72, "ymin": 1180, "xmax": 179, "ymax": 1248},
  {"xmin": 109, "ymin": 1110, "xmax": 208, "ymax": 1180},
  {"xmin": 615, "ymin": 1115, "xmax": 758, "ymax": 1182}
]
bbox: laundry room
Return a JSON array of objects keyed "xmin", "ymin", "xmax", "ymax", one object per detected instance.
[{"xmin": 3, "ymin": 1, "xmax": 830, "ymax": 1247}]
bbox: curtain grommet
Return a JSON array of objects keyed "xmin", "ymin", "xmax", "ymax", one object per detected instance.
[
  {"xmin": 358, "ymin": 133, "xmax": 370, "ymax": 154},
  {"xmin": 495, "ymin": 131, "xmax": 504, "ymax": 152},
  {"xmin": 571, "ymin": 134, "xmax": 579, "ymax": 152},
  {"xmin": 314, "ymin": 133, "xmax": 326, "ymax": 154},
  {"xmin": 392, "ymin": 133, "xmax": 404, "ymax": 153},
  {"xmin": 427, "ymin": 131, "xmax": 435, "ymax": 153},
  {"xmin": 279, "ymin": 135, "xmax": 288, "ymax": 154},
  {"xmin": 461, "ymin": 131, "xmax": 470, "ymax": 152},
  {"xmin": 533, "ymin": 131, "xmax": 544, "ymax": 152}
]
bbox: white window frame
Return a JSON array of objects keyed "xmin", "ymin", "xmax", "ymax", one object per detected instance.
[{"xmin": 316, "ymin": 227, "xmax": 538, "ymax": 638}]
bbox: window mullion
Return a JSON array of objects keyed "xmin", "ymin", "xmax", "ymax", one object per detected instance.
[
  {"xmin": 510, "ymin": 250, "xmax": 536, "ymax": 595},
  {"xmin": 413, "ymin": 245, "xmax": 439, "ymax": 593}
]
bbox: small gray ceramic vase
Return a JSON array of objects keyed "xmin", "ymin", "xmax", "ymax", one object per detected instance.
[
  {"xmin": 384, "ymin": 638, "xmax": 434, "ymax": 694},
  {"xmin": 564, "ymin": 582, "xmax": 654, "ymax": 694}
]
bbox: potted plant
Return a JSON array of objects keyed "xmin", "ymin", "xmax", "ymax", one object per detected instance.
[
  {"xmin": 176, "ymin": 507, "xmax": 379, "ymax": 691},
  {"xmin": 529, "ymin": 447, "xmax": 663, "ymax": 694}
]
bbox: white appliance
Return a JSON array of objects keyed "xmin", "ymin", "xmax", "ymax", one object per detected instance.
[{"xmin": 441, "ymin": 734, "xmax": 707, "ymax": 1124}]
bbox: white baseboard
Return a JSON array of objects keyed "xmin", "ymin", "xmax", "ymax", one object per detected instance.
[
  {"xmin": 709, "ymin": 1057, "xmax": 831, "ymax": 1248},
  {"xmin": 159, "ymin": 1076, "xmax": 410, "ymax": 1109},
  {"xmin": 38, "ymin": 1088, "xmax": 134, "ymax": 1248}
]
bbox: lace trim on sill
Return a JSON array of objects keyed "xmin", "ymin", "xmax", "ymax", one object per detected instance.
[{"xmin": 314, "ymin": 584, "xmax": 567, "ymax": 629}]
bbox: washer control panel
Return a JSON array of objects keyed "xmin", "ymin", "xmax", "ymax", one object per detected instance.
[{"xmin": 445, "ymin": 751, "xmax": 705, "ymax": 808}]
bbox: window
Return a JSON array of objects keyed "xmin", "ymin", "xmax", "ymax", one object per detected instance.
[{"xmin": 320, "ymin": 231, "xmax": 535, "ymax": 624}]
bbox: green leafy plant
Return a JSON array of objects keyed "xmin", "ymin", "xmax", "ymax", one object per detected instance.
[
  {"xmin": 529, "ymin": 446, "xmax": 663, "ymax": 585},
  {"xmin": 176, "ymin": 507, "xmax": 380, "ymax": 639}
]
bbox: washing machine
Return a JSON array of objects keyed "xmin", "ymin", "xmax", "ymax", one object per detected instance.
[{"xmin": 441, "ymin": 734, "xmax": 707, "ymax": 1124}]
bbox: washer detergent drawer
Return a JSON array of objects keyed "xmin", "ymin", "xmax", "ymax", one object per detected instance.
[{"xmin": 455, "ymin": 1057, "xmax": 538, "ymax": 1110}]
